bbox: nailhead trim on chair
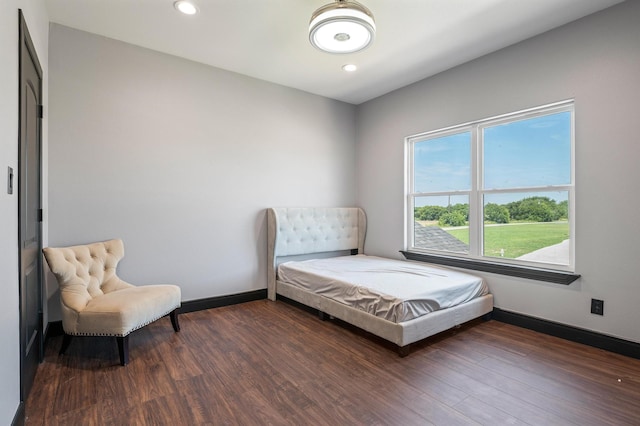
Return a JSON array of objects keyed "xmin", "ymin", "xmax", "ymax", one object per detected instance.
[{"xmin": 63, "ymin": 307, "xmax": 180, "ymax": 337}]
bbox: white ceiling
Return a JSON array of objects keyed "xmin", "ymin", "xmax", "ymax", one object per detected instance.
[{"xmin": 44, "ymin": 0, "xmax": 624, "ymax": 105}]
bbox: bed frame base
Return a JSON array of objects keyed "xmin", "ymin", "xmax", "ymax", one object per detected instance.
[{"xmin": 276, "ymin": 279, "xmax": 493, "ymax": 353}]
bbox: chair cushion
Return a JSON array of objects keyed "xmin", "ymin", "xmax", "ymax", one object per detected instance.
[{"xmin": 61, "ymin": 284, "xmax": 181, "ymax": 337}]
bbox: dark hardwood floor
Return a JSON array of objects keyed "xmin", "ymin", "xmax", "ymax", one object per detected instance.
[{"xmin": 25, "ymin": 300, "xmax": 640, "ymax": 425}]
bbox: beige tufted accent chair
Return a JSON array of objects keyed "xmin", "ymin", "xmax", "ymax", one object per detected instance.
[{"xmin": 42, "ymin": 239, "xmax": 181, "ymax": 366}]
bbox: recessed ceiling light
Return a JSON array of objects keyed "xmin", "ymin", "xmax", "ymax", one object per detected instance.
[
  {"xmin": 342, "ymin": 64, "xmax": 357, "ymax": 72},
  {"xmin": 174, "ymin": 1, "xmax": 198, "ymax": 15}
]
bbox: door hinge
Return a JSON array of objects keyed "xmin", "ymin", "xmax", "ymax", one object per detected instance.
[
  {"xmin": 37, "ymin": 104, "xmax": 43, "ymax": 118},
  {"xmin": 38, "ymin": 209, "xmax": 43, "ymax": 222}
]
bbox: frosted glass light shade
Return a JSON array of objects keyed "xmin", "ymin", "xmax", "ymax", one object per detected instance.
[
  {"xmin": 309, "ymin": 1, "xmax": 376, "ymax": 54},
  {"xmin": 174, "ymin": 1, "xmax": 198, "ymax": 15}
]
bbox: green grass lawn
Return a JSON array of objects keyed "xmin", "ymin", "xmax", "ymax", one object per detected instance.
[{"xmin": 446, "ymin": 222, "xmax": 569, "ymax": 258}]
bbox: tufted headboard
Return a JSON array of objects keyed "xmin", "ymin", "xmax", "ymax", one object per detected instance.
[{"xmin": 267, "ymin": 207, "xmax": 367, "ymax": 300}]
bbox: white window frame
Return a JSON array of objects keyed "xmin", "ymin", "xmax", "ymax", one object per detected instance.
[{"xmin": 406, "ymin": 100, "xmax": 575, "ymax": 273}]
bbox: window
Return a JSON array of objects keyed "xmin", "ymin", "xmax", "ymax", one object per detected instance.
[{"xmin": 406, "ymin": 101, "xmax": 574, "ymax": 274}]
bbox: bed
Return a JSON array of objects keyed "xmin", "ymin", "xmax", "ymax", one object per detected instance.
[{"xmin": 267, "ymin": 207, "xmax": 493, "ymax": 356}]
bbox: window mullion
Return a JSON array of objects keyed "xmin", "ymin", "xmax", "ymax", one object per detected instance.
[
  {"xmin": 468, "ymin": 125, "xmax": 481, "ymax": 257},
  {"xmin": 406, "ymin": 140, "xmax": 415, "ymax": 250}
]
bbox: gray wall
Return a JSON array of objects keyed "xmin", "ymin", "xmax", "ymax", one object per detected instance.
[
  {"xmin": 48, "ymin": 24, "xmax": 356, "ymax": 307},
  {"xmin": 356, "ymin": 1, "xmax": 640, "ymax": 343},
  {"xmin": 0, "ymin": 0, "xmax": 49, "ymax": 423}
]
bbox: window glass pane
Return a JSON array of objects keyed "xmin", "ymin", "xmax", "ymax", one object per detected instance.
[
  {"xmin": 483, "ymin": 111, "xmax": 571, "ymax": 189},
  {"xmin": 483, "ymin": 191, "xmax": 569, "ymax": 265},
  {"xmin": 414, "ymin": 132, "xmax": 471, "ymax": 193},
  {"xmin": 413, "ymin": 195, "xmax": 469, "ymax": 254}
]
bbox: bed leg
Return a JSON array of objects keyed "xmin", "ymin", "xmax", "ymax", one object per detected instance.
[
  {"xmin": 318, "ymin": 311, "xmax": 328, "ymax": 321},
  {"xmin": 398, "ymin": 345, "xmax": 410, "ymax": 358}
]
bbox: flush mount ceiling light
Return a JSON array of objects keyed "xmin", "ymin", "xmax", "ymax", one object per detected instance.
[
  {"xmin": 309, "ymin": 0, "xmax": 376, "ymax": 54},
  {"xmin": 174, "ymin": 0, "xmax": 198, "ymax": 15}
]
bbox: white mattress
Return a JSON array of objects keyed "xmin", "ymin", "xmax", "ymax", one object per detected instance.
[{"xmin": 277, "ymin": 255, "xmax": 489, "ymax": 323}]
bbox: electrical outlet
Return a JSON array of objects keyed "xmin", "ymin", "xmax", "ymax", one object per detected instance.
[{"xmin": 591, "ymin": 299, "xmax": 604, "ymax": 316}]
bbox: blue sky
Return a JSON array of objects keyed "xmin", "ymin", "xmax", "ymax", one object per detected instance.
[{"xmin": 414, "ymin": 111, "xmax": 571, "ymax": 207}]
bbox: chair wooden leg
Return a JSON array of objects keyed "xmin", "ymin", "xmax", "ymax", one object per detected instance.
[
  {"xmin": 170, "ymin": 309, "xmax": 180, "ymax": 332},
  {"xmin": 59, "ymin": 334, "xmax": 73, "ymax": 355},
  {"xmin": 117, "ymin": 336, "xmax": 129, "ymax": 366}
]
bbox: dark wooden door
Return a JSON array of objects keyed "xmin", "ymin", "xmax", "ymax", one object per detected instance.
[{"xmin": 19, "ymin": 10, "xmax": 43, "ymax": 402}]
